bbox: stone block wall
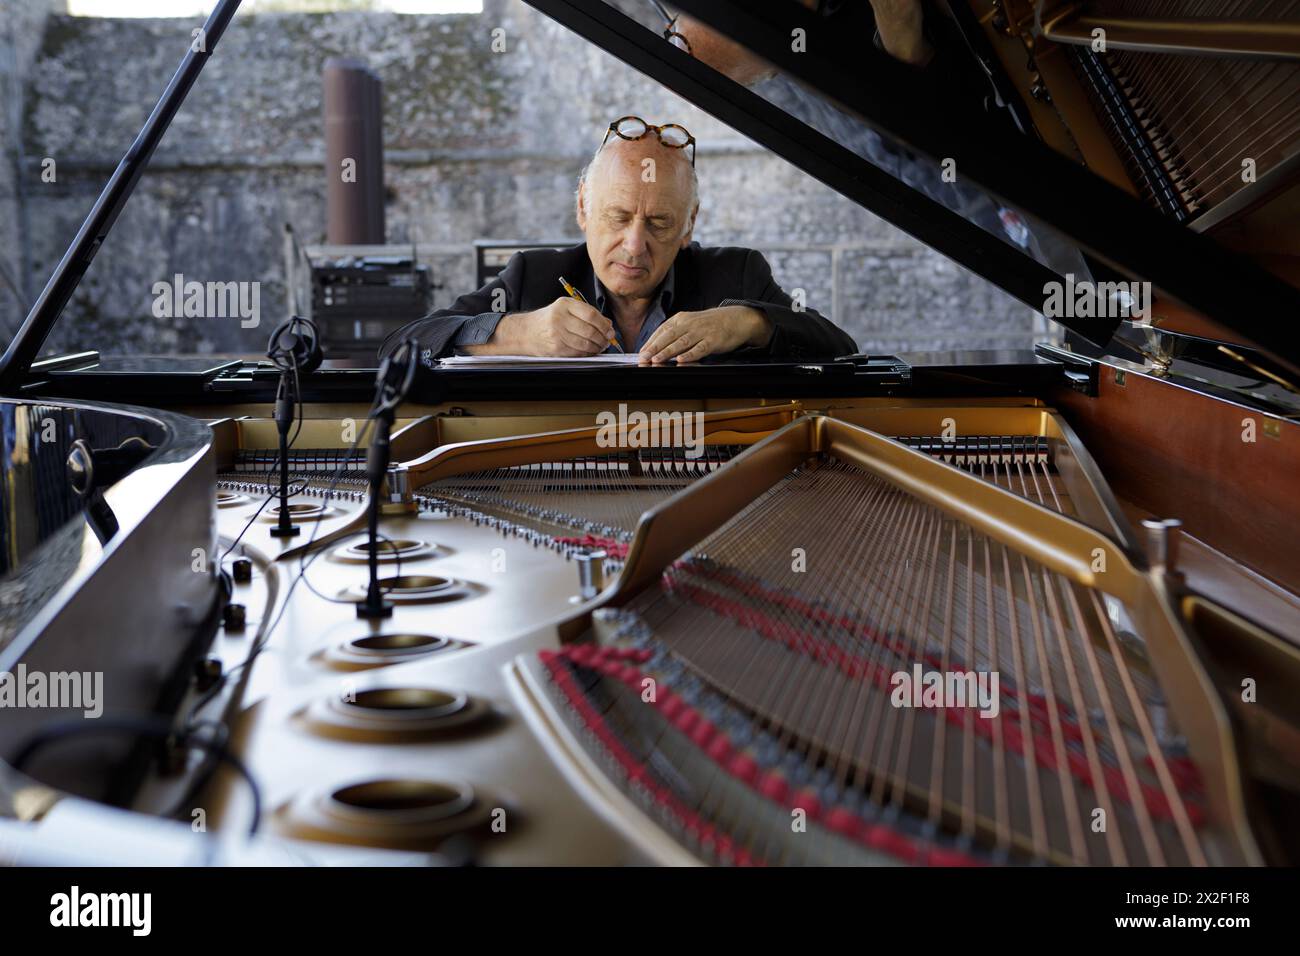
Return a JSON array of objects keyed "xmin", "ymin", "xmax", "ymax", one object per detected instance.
[{"xmin": 0, "ymin": 0, "xmax": 67, "ymax": 341}]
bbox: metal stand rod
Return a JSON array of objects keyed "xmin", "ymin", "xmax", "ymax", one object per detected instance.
[
  {"xmin": 270, "ymin": 428, "xmax": 298, "ymax": 537},
  {"xmin": 357, "ymin": 412, "xmax": 393, "ymax": 619},
  {"xmin": 269, "ymin": 370, "xmax": 300, "ymax": 538}
]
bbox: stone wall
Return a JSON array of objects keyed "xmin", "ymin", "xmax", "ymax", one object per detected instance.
[
  {"xmin": 0, "ymin": 0, "xmax": 67, "ymax": 342},
  {"xmin": 6, "ymin": 0, "xmax": 1040, "ymax": 358}
]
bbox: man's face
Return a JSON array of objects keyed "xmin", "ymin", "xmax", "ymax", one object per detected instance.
[{"xmin": 577, "ymin": 137, "xmax": 697, "ymax": 299}]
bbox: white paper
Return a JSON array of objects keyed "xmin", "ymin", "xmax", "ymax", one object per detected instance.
[{"xmin": 438, "ymin": 353, "xmax": 649, "ymax": 368}]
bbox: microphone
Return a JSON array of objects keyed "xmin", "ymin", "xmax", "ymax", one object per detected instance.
[
  {"xmin": 356, "ymin": 337, "xmax": 419, "ymax": 619},
  {"xmin": 265, "ymin": 316, "xmax": 321, "ymax": 538},
  {"xmin": 267, "ymin": 314, "xmax": 324, "ymax": 374}
]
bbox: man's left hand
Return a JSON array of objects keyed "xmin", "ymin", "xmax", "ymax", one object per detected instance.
[{"xmin": 639, "ymin": 306, "xmax": 773, "ymax": 365}]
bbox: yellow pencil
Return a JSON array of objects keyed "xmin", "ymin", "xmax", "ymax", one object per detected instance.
[{"xmin": 559, "ymin": 276, "xmax": 621, "ymax": 352}]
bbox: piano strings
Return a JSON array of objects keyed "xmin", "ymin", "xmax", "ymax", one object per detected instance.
[
  {"xmin": 1084, "ymin": 0, "xmax": 1300, "ymax": 218},
  {"xmin": 579, "ymin": 456, "xmax": 1213, "ymax": 864}
]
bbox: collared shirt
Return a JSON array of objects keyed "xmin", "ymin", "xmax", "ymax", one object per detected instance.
[
  {"xmin": 452, "ymin": 262, "xmax": 678, "ymax": 354},
  {"xmin": 594, "ymin": 264, "xmax": 675, "ymax": 353}
]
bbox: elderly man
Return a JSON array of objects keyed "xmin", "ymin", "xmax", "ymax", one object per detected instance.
[{"xmin": 381, "ymin": 116, "xmax": 856, "ymax": 364}]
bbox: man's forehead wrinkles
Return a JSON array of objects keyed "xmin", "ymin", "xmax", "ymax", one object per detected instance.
[
  {"xmin": 593, "ymin": 167, "xmax": 688, "ymax": 192},
  {"xmin": 594, "ymin": 187, "xmax": 685, "ymax": 217},
  {"xmin": 611, "ymin": 171, "xmax": 670, "ymax": 186},
  {"xmin": 590, "ymin": 141, "xmax": 693, "ymax": 186}
]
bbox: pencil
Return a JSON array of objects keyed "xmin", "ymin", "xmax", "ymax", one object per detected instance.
[{"xmin": 559, "ymin": 276, "xmax": 621, "ymax": 352}]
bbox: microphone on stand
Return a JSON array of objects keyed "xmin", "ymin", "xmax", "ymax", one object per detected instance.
[
  {"xmin": 265, "ymin": 316, "xmax": 322, "ymax": 538},
  {"xmin": 357, "ymin": 337, "xmax": 419, "ymax": 619}
]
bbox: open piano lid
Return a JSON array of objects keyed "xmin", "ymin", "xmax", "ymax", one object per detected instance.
[
  {"xmin": 2, "ymin": 0, "xmax": 1297, "ymax": 389},
  {"xmin": 525, "ymin": 0, "xmax": 1300, "ymax": 377}
]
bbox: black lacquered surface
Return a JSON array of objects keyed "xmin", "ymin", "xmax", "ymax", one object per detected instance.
[{"xmin": 0, "ymin": 404, "xmax": 165, "ymax": 579}]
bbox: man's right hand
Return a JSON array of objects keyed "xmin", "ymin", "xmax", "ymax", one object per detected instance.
[{"xmin": 464, "ymin": 297, "xmax": 614, "ymax": 356}]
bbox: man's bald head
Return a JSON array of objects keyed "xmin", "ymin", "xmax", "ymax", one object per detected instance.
[
  {"xmin": 674, "ymin": 13, "xmax": 777, "ymax": 87},
  {"xmin": 576, "ymin": 132, "xmax": 700, "ymax": 301},
  {"xmin": 577, "ymin": 133, "xmax": 698, "ymax": 216}
]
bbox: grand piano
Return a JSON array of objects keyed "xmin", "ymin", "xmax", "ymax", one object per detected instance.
[{"xmin": 1, "ymin": 0, "xmax": 1298, "ymax": 867}]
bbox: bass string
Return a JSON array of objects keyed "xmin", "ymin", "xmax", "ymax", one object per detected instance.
[
  {"xmin": 660, "ymin": 463, "xmax": 1034, "ymax": 858},
  {"xmin": 655, "ymin": 460, "xmax": 1040, "ymax": 858},
  {"xmin": 1039, "ymin": 558, "xmax": 1132, "ymax": 863},
  {"xmin": 1059, "ymin": 577, "xmax": 1169, "ymax": 865},
  {"xmin": 634, "ymin": 470, "xmax": 826, "ymax": 858},
  {"xmin": 1087, "ymin": 588, "xmax": 1208, "ymax": 864},
  {"xmin": 602, "ymin": 453, "xmax": 1206, "ymax": 863},
  {"xmin": 717, "ymin": 463, "xmax": 894, "ymax": 861},
  {"xmin": 647, "ymin": 463, "xmax": 918, "ymax": 858}
]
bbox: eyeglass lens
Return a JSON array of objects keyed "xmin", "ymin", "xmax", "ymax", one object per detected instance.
[{"xmin": 614, "ymin": 117, "xmax": 649, "ymax": 139}]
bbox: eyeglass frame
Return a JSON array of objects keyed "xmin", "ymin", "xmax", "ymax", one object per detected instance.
[
  {"xmin": 601, "ymin": 115, "xmax": 697, "ymax": 167},
  {"xmin": 662, "ymin": 17, "xmax": 692, "ymax": 54},
  {"xmin": 644, "ymin": 0, "xmax": 693, "ymax": 54}
]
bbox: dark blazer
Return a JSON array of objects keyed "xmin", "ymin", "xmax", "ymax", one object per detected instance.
[{"xmin": 379, "ymin": 242, "xmax": 858, "ymax": 362}]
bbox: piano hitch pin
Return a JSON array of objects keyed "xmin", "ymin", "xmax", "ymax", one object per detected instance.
[
  {"xmin": 574, "ymin": 548, "xmax": 608, "ymax": 602},
  {"xmin": 382, "ymin": 464, "xmax": 414, "ymax": 512},
  {"xmin": 1141, "ymin": 518, "xmax": 1182, "ymax": 577}
]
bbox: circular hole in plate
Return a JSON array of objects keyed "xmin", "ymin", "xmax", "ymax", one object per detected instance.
[
  {"xmin": 380, "ymin": 574, "xmax": 454, "ymax": 595},
  {"xmin": 341, "ymin": 688, "xmax": 468, "ymax": 720},
  {"xmin": 337, "ymin": 575, "xmax": 472, "ymax": 605},
  {"xmin": 216, "ymin": 491, "xmax": 250, "ymax": 507},
  {"xmin": 331, "ymin": 538, "xmax": 443, "ymax": 564},
  {"xmin": 328, "ymin": 779, "xmax": 475, "ymax": 823},
  {"xmin": 349, "ymin": 633, "xmax": 450, "ymax": 656},
  {"xmin": 347, "ymin": 539, "xmax": 425, "ymax": 557},
  {"xmin": 278, "ymin": 777, "xmax": 498, "ymax": 847},
  {"xmin": 318, "ymin": 633, "xmax": 456, "ymax": 671},
  {"xmin": 273, "ymin": 502, "xmax": 326, "ymax": 517}
]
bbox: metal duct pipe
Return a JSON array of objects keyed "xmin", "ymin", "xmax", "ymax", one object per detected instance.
[{"xmin": 323, "ymin": 57, "xmax": 385, "ymax": 245}]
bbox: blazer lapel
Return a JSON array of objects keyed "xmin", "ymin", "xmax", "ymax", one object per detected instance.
[
  {"xmin": 669, "ymin": 244, "xmax": 703, "ymax": 314},
  {"xmin": 573, "ymin": 245, "xmax": 600, "ymax": 304}
]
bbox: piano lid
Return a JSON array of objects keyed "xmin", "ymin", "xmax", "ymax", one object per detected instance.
[
  {"xmin": 3, "ymin": 0, "xmax": 1296, "ymax": 389},
  {"xmin": 525, "ymin": 0, "xmax": 1300, "ymax": 375}
]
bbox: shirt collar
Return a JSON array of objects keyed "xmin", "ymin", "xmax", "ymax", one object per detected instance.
[{"xmin": 592, "ymin": 259, "xmax": 677, "ymax": 315}]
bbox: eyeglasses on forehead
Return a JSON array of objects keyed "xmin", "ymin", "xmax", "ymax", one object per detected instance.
[{"xmin": 601, "ymin": 115, "xmax": 697, "ymax": 166}]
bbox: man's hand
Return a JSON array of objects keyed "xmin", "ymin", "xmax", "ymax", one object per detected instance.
[
  {"xmin": 467, "ymin": 297, "xmax": 614, "ymax": 356},
  {"xmin": 869, "ymin": 0, "xmax": 933, "ymax": 67},
  {"xmin": 639, "ymin": 306, "xmax": 773, "ymax": 365}
]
